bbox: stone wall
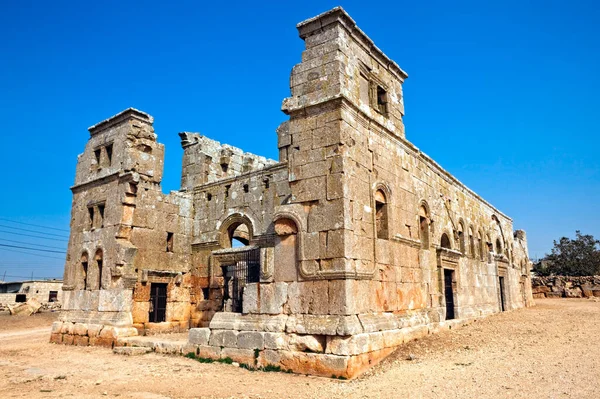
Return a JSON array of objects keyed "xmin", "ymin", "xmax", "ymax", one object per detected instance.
[{"xmin": 531, "ymin": 276, "xmax": 600, "ymax": 298}]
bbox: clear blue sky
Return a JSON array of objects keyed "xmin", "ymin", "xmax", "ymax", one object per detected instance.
[{"xmin": 0, "ymin": 0, "xmax": 598, "ymax": 281}]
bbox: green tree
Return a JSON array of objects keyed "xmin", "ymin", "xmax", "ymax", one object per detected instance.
[{"xmin": 533, "ymin": 231, "xmax": 600, "ymax": 276}]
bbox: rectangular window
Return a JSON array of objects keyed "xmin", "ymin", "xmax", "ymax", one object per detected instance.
[
  {"xmin": 376, "ymin": 86, "xmax": 388, "ymax": 115},
  {"xmin": 105, "ymin": 144, "xmax": 113, "ymax": 166},
  {"xmin": 48, "ymin": 291, "xmax": 58, "ymax": 302},
  {"xmin": 94, "ymin": 148, "xmax": 102, "ymax": 167},
  {"xmin": 166, "ymin": 232, "xmax": 174, "ymax": 252},
  {"xmin": 97, "ymin": 204, "xmax": 105, "ymax": 228},
  {"xmin": 88, "ymin": 206, "xmax": 95, "ymax": 229}
]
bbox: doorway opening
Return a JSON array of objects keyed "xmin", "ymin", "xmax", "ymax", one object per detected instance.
[
  {"xmin": 149, "ymin": 283, "xmax": 167, "ymax": 323},
  {"xmin": 499, "ymin": 276, "xmax": 506, "ymax": 312},
  {"xmin": 444, "ymin": 269, "xmax": 455, "ymax": 320}
]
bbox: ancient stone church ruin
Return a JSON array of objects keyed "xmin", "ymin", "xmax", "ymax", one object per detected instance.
[{"xmin": 51, "ymin": 7, "xmax": 533, "ymax": 378}]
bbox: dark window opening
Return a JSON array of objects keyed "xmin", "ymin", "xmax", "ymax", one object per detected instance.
[
  {"xmin": 496, "ymin": 239, "xmax": 503, "ymax": 254},
  {"xmin": 243, "ymin": 184, "xmax": 249, "ymax": 193},
  {"xmin": 97, "ymin": 259, "xmax": 103, "ymax": 290},
  {"xmin": 87, "ymin": 207, "xmax": 94, "ymax": 229},
  {"xmin": 105, "ymin": 144, "xmax": 113, "ymax": 166},
  {"xmin": 263, "ymin": 178, "xmax": 270, "ymax": 189},
  {"xmin": 375, "ymin": 190, "xmax": 389, "ymax": 239},
  {"xmin": 94, "ymin": 148, "xmax": 101, "ymax": 167},
  {"xmin": 224, "ymin": 185, "xmax": 231, "ymax": 199},
  {"xmin": 441, "ymin": 233, "xmax": 451, "ymax": 249},
  {"xmin": 206, "ymin": 193, "xmax": 212, "ymax": 201},
  {"xmin": 82, "ymin": 260, "xmax": 88, "ymax": 290},
  {"xmin": 48, "ymin": 291, "xmax": 58, "ymax": 302},
  {"xmin": 201, "ymin": 287, "xmax": 210, "ymax": 300},
  {"xmin": 166, "ymin": 232, "xmax": 174, "ymax": 252},
  {"xmin": 376, "ymin": 86, "xmax": 388, "ymax": 115},
  {"xmin": 221, "ymin": 163, "xmax": 229, "ymax": 174},
  {"xmin": 97, "ymin": 204, "xmax": 105, "ymax": 228},
  {"xmin": 15, "ymin": 294, "xmax": 26, "ymax": 303},
  {"xmin": 419, "ymin": 216, "xmax": 429, "ymax": 249}
]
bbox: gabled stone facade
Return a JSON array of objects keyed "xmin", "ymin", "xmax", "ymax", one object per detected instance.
[{"xmin": 52, "ymin": 7, "xmax": 533, "ymax": 378}]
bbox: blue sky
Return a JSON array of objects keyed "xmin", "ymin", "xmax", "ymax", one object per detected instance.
[{"xmin": 0, "ymin": 0, "xmax": 598, "ymax": 281}]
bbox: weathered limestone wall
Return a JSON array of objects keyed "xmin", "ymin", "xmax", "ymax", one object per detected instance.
[
  {"xmin": 60, "ymin": 109, "xmax": 193, "ymax": 334},
  {"xmin": 180, "ymin": 133, "xmax": 277, "ymax": 191},
  {"xmin": 532, "ymin": 276, "xmax": 600, "ymax": 298}
]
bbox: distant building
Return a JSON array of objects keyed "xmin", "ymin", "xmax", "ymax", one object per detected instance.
[{"xmin": 0, "ymin": 280, "xmax": 63, "ymax": 306}]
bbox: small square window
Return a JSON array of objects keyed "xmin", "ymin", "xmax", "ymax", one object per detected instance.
[
  {"xmin": 87, "ymin": 207, "xmax": 95, "ymax": 229},
  {"xmin": 97, "ymin": 204, "xmax": 105, "ymax": 228},
  {"xmin": 376, "ymin": 86, "xmax": 388, "ymax": 115}
]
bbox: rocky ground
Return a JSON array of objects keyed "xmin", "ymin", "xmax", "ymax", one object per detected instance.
[{"xmin": 0, "ymin": 299, "xmax": 598, "ymax": 398}]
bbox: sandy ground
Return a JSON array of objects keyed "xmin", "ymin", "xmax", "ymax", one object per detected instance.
[{"xmin": 0, "ymin": 299, "xmax": 598, "ymax": 399}]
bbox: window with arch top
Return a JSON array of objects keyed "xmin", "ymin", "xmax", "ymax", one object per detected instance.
[
  {"xmin": 374, "ymin": 189, "xmax": 389, "ymax": 239},
  {"xmin": 418, "ymin": 204, "xmax": 430, "ymax": 249},
  {"xmin": 440, "ymin": 233, "xmax": 452, "ymax": 249}
]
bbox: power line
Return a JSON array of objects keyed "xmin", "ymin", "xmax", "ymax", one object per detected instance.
[
  {"xmin": 0, "ymin": 229, "xmax": 69, "ymax": 242},
  {"xmin": 0, "ymin": 238, "xmax": 66, "ymax": 250},
  {"xmin": 0, "ymin": 247, "xmax": 66, "ymax": 260},
  {"xmin": 0, "ymin": 224, "xmax": 69, "ymax": 239},
  {"xmin": 0, "ymin": 217, "xmax": 70, "ymax": 232},
  {"xmin": 0, "ymin": 243, "xmax": 66, "ymax": 254}
]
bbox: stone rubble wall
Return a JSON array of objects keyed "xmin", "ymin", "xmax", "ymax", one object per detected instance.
[
  {"xmin": 531, "ymin": 276, "xmax": 600, "ymax": 298},
  {"xmin": 49, "ymin": 321, "xmax": 137, "ymax": 348}
]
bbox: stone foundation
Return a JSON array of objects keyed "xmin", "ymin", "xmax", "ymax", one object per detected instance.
[{"xmin": 49, "ymin": 321, "xmax": 137, "ymax": 348}]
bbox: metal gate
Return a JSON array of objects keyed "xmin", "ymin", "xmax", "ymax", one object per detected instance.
[
  {"xmin": 149, "ymin": 283, "xmax": 167, "ymax": 322},
  {"xmin": 222, "ymin": 248, "xmax": 260, "ymax": 313}
]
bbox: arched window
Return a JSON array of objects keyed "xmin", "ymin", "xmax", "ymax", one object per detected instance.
[
  {"xmin": 418, "ymin": 204, "xmax": 430, "ymax": 249},
  {"xmin": 495, "ymin": 238, "xmax": 503, "ymax": 255},
  {"xmin": 374, "ymin": 190, "xmax": 389, "ymax": 240},
  {"xmin": 441, "ymin": 233, "xmax": 452, "ymax": 249},
  {"xmin": 231, "ymin": 224, "xmax": 249, "ymax": 247},
  {"xmin": 80, "ymin": 252, "xmax": 89, "ymax": 290},
  {"xmin": 94, "ymin": 249, "xmax": 103, "ymax": 290},
  {"xmin": 468, "ymin": 226, "xmax": 475, "ymax": 257},
  {"xmin": 457, "ymin": 221, "xmax": 466, "ymax": 255}
]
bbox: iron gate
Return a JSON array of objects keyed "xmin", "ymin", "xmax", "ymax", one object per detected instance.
[{"xmin": 222, "ymin": 248, "xmax": 260, "ymax": 313}]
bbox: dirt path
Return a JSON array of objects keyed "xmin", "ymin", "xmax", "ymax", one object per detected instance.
[{"xmin": 0, "ymin": 299, "xmax": 598, "ymax": 398}]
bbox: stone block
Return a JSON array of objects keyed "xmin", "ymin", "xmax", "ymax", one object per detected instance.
[
  {"xmin": 63, "ymin": 334, "xmax": 74, "ymax": 345},
  {"xmin": 402, "ymin": 325, "xmax": 428, "ymax": 343},
  {"xmin": 337, "ymin": 315, "xmax": 364, "ymax": 335},
  {"xmin": 264, "ymin": 332, "xmax": 287, "ymax": 350},
  {"xmin": 222, "ymin": 330, "xmax": 239, "ymax": 348},
  {"xmin": 166, "ymin": 301, "xmax": 191, "ymax": 322},
  {"xmin": 286, "ymin": 314, "xmax": 339, "ymax": 335},
  {"xmin": 288, "ymin": 334, "xmax": 324, "ymax": 353},
  {"xmin": 188, "ymin": 328, "xmax": 211, "ymax": 345},
  {"xmin": 51, "ymin": 322, "xmax": 63, "ymax": 334},
  {"xmin": 113, "ymin": 346, "xmax": 152, "ymax": 356},
  {"xmin": 257, "ymin": 349, "xmax": 281, "ymax": 368},
  {"xmin": 221, "ymin": 348, "xmax": 256, "ymax": 365},
  {"xmin": 98, "ymin": 289, "xmax": 132, "ymax": 312},
  {"xmin": 237, "ymin": 331, "xmax": 264, "ymax": 350},
  {"xmin": 358, "ymin": 313, "xmax": 398, "ymax": 333},
  {"xmin": 73, "ymin": 323, "xmax": 88, "ymax": 336},
  {"xmin": 209, "ymin": 330, "xmax": 225, "ymax": 346},
  {"xmin": 87, "ymin": 324, "xmax": 104, "ymax": 337},
  {"xmin": 73, "ymin": 335, "xmax": 89, "ymax": 346},
  {"xmin": 242, "ymin": 283, "xmax": 259, "ymax": 314},
  {"xmin": 153, "ymin": 341, "xmax": 183, "ymax": 354},
  {"xmin": 50, "ymin": 333, "xmax": 62, "ymax": 344},
  {"xmin": 259, "ymin": 282, "xmax": 288, "ymax": 314},
  {"xmin": 197, "ymin": 345, "xmax": 221, "ymax": 360}
]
